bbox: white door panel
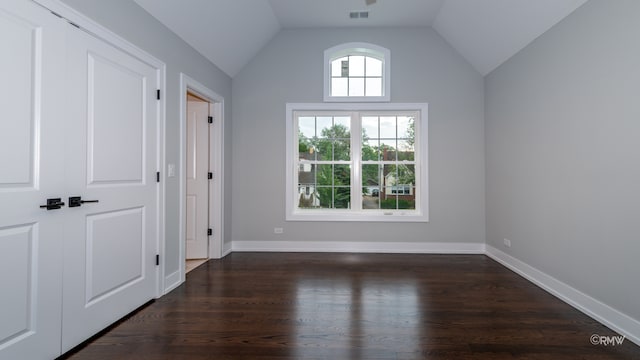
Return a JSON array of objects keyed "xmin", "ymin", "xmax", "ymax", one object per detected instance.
[
  {"xmin": 0, "ymin": 4, "xmax": 40, "ymax": 186},
  {"xmin": 85, "ymin": 207, "xmax": 145, "ymax": 306},
  {"xmin": 186, "ymin": 100, "xmax": 209, "ymax": 259},
  {"xmin": 61, "ymin": 25, "xmax": 158, "ymax": 352},
  {"xmin": 0, "ymin": 1, "xmax": 66, "ymax": 359},
  {"xmin": 88, "ymin": 53, "xmax": 145, "ymax": 184}
]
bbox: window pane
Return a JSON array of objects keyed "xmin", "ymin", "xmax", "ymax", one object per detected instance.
[
  {"xmin": 349, "ymin": 55, "xmax": 365, "ymax": 76},
  {"xmin": 334, "ymin": 164, "xmax": 351, "ymax": 185},
  {"xmin": 316, "ymin": 187, "xmax": 333, "ymax": 209},
  {"xmin": 298, "ymin": 163, "xmax": 316, "ymax": 209},
  {"xmin": 397, "ymin": 116, "xmax": 414, "ymax": 139},
  {"xmin": 380, "ymin": 140, "xmax": 396, "ymax": 161},
  {"xmin": 332, "ymin": 78, "xmax": 348, "ymax": 97},
  {"xmin": 299, "ymin": 141, "xmax": 315, "ymax": 160},
  {"xmin": 365, "ymin": 77, "xmax": 382, "ymax": 97},
  {"xmin": 349, "ymin": 78, "xmax": 365, "ymax": 97},
  {"xmin": 362, "ymin": 164, "xmax": 380, "ymax": 187},
  {"xmin": 298, "ymin": 163, "xmax": 315, "ymax": 184},
  {"xmin": 365, "ymin": 57, "xmax": 382, "ymax": 77},
  {"xmin": 380, "ymin": 195, "xmax": 397, "ymax": 209},
  {"xmin": 333, "ymin": 140, "xmax": 350, "ymax": 161},
  {"xmin": 298, "ymin": 117, "xmax": 316, "ymax": 138},
  {"xmin": 316, "ymin": 140, "xmax": 332, "ymax": 161},
  {"xmin": 316, "ymin": 164, "xmax": 333, "ymax": 185},
  {"xmin": 332, "ymin": 57, "xmax": 347, "ymax": 77},
  {"xmin": 334, "ymin": 187, "xmax": 351, "ymax": 209},
  {"xmin": 362, "ymin": 116, "xmax": 378, "ymax": 139},
  {"xmin": 398, "ymin": 196, "xmax": 415, "ymax": 210},
  {"xmin": 379, "ymin": 116, "xmax": 396, "ymax": 138},
  {"xmin": 383, "ymin": 163, "xmax": 396, "ymax": 181},
  {"xmin": 362, "ymin": 139, "xmax": 380, "ymax": 161},
  {"xmin": 397, "ymin": 140, "xmax": 414, "ymax": 161},
  {"xmin": 334, "ymin": 116, "xmax": 350, "ymax": 131},
  {"xmin": 299, "ymin": 146, "xmax": 315, "ymax": 161},
  {"xmin": 362, "ymin": 192, "xmax": 379, "ymax": 209},
  {"xmin": 397, "ymin": 164, "xmax": 415, "ymax": 186},
  {"xmin": 317, "ymin": 117, "xmax": 333, "ymax": 138},
  {"xmin": 297, "ymin": 184, "xmax": 316, "ymax": 209}
]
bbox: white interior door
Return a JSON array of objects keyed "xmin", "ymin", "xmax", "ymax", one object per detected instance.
[
  {"xmin": 186, "ymin": 99, "xmax": 210, "ymax": 259},
  {"xmin": 61, "ymin": 25, "xmax": 159, "ymax": 351},
  {"xmin": 0, "ymin": 2, "xmax": 66, "ymax": 359}
]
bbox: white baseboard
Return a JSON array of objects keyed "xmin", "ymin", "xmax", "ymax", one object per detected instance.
[
  {"xmin": 485, "ymin": 245, "xmax": 640, "ymax": 346},
  {"xmin": 163, "ymin": 270, "xmax": 182, "ymax": 295},
  {"xmin": 231, "ymin": 240, "xmax": 485, "ymax": 254},
  {"xmin": 222, "ymin": 244, "xmax": 233, "ymax": 257}
]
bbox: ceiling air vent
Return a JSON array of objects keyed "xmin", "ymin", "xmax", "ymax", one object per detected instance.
[{"xmin": 349, "ymin": 11, "xmax": 369, "ymax": 19}]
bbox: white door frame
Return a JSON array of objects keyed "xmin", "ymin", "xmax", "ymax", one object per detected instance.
[
  {"xmin": 179, "ymin": 73, "xmax": 225, "ymax": 283},
  {"xmin": 33, "ymin": 0, "xmax": 166, "ymax": 299}
]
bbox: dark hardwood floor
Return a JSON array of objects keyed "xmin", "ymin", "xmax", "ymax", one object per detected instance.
[{"xmin": 60, "ymin": 253, "xmax": 639, "ymax": 359}]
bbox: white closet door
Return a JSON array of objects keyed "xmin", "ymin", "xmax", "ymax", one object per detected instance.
[
  {"xmin": 61, "ymin": 25, "xmax": 159, "ymax": 351},
  {"xmin": 186, "ymin": 100, "xmax": 210, "ymax": 259},
  {"xmin": 0, "ymin": 2, "xmax": 66, "ymax": 359}
]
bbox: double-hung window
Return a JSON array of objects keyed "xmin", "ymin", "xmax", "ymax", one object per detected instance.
[{"xmin": 286, "ymin": 103, "xmax": 428, "ymax": 222}]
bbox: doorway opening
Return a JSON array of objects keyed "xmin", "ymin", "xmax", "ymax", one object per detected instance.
[
  {"xmin": 185, "ymin": 92, "xmax": 210, "ymax": 272},
  {"xmin": 178, "ymin": 73, "xmax": 225, "ymax": 284}
]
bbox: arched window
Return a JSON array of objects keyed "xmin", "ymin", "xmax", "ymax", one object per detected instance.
[{"xmin": 324, "ymin": 42, "xmax": 390, "ymax": 102}]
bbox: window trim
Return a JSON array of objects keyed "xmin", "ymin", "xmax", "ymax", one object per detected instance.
[
  {"xmin": 286, "ymin": 103, "xmax": 429, "ymax": 222},
  {"xmin": 323, "ymin": 42, "xmax": 391, "ymax": 102}
]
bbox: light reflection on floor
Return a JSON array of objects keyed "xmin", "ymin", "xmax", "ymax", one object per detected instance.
[{"xmin": 294, "ymin": 276, "xmax": 420, "ymax": 359}]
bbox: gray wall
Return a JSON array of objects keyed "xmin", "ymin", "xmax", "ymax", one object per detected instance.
[
  {"xmin": 59, "ymin": 0, "xmax": 233, "ymax": 281},
  {"xmin": 485, "ymin": 0, "xmax": 640, "ymax": 321},
  {"xmin": 232, "ymin": 27, "xmax": 485, "ymax": 244}
]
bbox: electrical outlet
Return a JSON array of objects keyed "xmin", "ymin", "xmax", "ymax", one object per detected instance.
[
  {"xmin": 503, "ymin": 238, "xmax": 511, "ymax": 247},
  {"xmin": 274, "ymin": 227, "xmax": 283, "ymax": 234}
]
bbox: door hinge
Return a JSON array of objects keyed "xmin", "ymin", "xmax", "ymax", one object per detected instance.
[
  {"xmin": 208, "ymin": 172, "xmax": 213, "ymax": 180},
  {"xmin": 156, "ymin": 172, "xmax": 160, "ymax": 183},
  {"xmin": 156, "ymin": 254, "xmax": 160, "ymax": 266},
  {"xmin": 207, "ymin": 228, "xmax": 212, "ymax": 236},
  {"xmin": 208, "ymin": 116, "xmax": 213, "ymax": 124},
  {"xmin": 156, "ymin": 89, "xmax": 161, "ymax": 100}
]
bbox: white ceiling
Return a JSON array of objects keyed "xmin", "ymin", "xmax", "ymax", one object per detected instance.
[{"xmin": 133, "ymin": 0, "xmax": 588, "ymax": 78}]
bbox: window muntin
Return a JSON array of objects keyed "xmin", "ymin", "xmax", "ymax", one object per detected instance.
[
  {"xmin": 286, "ymin": 103, "xmax": 428, "ymax": 222},
  {"xmin": 330, "ymin": 55, "xmax": 383, "ymax": 97},
  {"xmin": 323, "ymin": 43, "xmax": 390, "ymax": 102}
]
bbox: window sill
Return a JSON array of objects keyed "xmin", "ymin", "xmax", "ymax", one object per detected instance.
[
  {"xmin": 286, "ymin": 210, "xmax": 428, "ymax": 223},
  {"xmin": 323, "ymin": 95, "xmax": 390, "ymax": 103}
]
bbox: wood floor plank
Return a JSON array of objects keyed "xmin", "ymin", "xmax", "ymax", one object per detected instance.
[{"xmin": 58, "ymin": 253, "xmax": 639, "ymax": 359}]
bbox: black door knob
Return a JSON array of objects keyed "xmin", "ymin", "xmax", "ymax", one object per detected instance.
[
  {"xmin": 69, "ymin": 196, "xmax": 100, "ymax": 208},
  {"xmin": 40, "ymin": 198, "xmax": 65, "ymax": 210}
]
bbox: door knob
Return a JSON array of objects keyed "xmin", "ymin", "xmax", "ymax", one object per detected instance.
[
  {"xmin": 40, "ymin": 198, "xmax": 65, "ymax": 210},
  {"xmin": 69, "ymin": 196, "xmax": 99, "ymax": 208}
]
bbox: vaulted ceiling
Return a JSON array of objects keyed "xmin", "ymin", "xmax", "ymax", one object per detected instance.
[{"xmin": 133, "ymin": 0, "xmax": 588, "ymax": 78}]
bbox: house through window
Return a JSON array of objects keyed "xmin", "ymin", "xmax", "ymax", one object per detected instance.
[{"xmin": 286, "ymin": 103, "xmax": 428, "ymax": 222}]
